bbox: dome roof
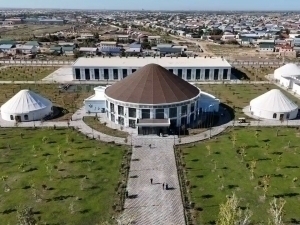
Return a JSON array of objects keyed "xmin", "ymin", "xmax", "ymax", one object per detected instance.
[
  {"xmin": 105, "ymin": 64, "xmax": 200, "ymax": 104},
  {"xmin": 274, "ymin": 63, "xmax": 300, "ymax": 78},
  {"xmin": 250, "ymin": 89, "xmax": 298, "ymax": 113},
  {"xmin": 1, "ymin": 89, "xmax": 52, "ymax": 114}
]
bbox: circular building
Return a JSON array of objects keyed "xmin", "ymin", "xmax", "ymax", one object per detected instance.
[
  {"xmin": 1, "ymin": 89, "xmax": 53, "ymax": 122},
  {"xmin": 104, "ymin": 63, "xmax": 202, "ymax": 135},
  {"xmin": 274, "ymin": 63, "xmax": 300, "ymax": 80},
  {"xmin": 250, "ymin": 89, "xmax": 298, "ymax": 120}
]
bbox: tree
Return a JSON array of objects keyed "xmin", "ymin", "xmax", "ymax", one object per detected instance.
[
  {"xmin": 249, "ymin": 160, "xmax": 256, "ymax": 180},
  {"xmin": 217, "ymin": 193, "xmax": 252, "ymax": 225},
  {"xmin": 206, "ymin": 145, "xmax": 211, "ymax": 156},
  {"xmin": 268, "ymin": 198, "xmax": 286, "ymax": 225},
  {"xmin": 262, "ymin": 175, "xmax": 271, "ymax": 199}
]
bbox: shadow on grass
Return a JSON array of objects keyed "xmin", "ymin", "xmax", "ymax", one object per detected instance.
[
  {"xmin": 2, "ymin": 208, "xmax": 16, "ymax": 214},
  {"xmin": 273, "ymin": 193, "xmax": 299, "ymax": 198},
  {"xmin": 201, "ymin": 194, "xmax": 214, "ymax": 199},
  {"xmin": 232, "ymin": 68, "xmax": 250, "ymax": 80}
]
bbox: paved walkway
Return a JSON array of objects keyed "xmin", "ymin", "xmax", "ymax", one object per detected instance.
[{"xmin": 123, "ymin": 136, "xmax": 185, "ymax": 225}]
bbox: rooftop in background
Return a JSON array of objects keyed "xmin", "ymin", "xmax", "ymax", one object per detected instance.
[{"xmin": 73, "ymin": 57, "xmax": 231, "ymax": 68}]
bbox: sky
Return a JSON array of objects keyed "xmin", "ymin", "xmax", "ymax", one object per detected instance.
[{"xmin": 1, "ymin": 0, "xmax": 300, "ymax": 11}]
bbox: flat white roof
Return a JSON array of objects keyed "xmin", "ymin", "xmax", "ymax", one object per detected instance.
[{"xmin": 73, "ymin": 57, "xmax": 231, "ymax": 68}]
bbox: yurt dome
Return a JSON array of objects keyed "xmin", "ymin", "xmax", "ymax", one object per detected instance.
[
  {"xmin": 0, "ymin": 89, "xmax": 53, "ymax": 122},
  {"xmin": 250, "ymin": 89, "xmax": 298, "ymax": 120},
  {"xmin": 274, "ymin": 63, "xmax": 300, "ymax": 80}
]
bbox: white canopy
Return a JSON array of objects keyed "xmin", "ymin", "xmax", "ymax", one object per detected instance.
[
  {"xmin": 274, "ymin": 63, "xmax": 300, "ymax": 79},
  {"xmin": 250, "ymin": 89, "xmax": 298, "ymax": 113},
  {"xmin": 1, "ymin": 89, "xmax": 52, "ymax": 114}
]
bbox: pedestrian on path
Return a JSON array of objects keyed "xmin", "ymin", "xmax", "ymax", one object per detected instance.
[
  {"xmin": 150, "ymin": 178, "xmax": 153, "ymax": 184},
  {"xmin": 166, "ymin": 183, "xmax": 168, "ymax": 190},
  {"xmin": 162, "ymin": 183, "xmax": 165, "ymax": 190},
  {"xmin": 125, "ymin": 190, "xmax": 128, "ymax": 198},
  {"xmin": 149, "ymin": 144, "xmax": 151, "ymax": 149}
]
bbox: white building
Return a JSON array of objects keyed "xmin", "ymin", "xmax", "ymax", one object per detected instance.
[
  {"xmin": 0, "ymin": 90, "xmax": 53, "ymax": 122},
  {"xmin": 84, "ymin": 86, "xmax": 106, "ymax": 113},
  {"xmin": 72, "ymin": 56, "xmax": 232, "ymax": 81},
  {"xmin": 100, "ymin": 63, "xmax": 219, "ymax": 135},
  {"xmin": 250, "ymin": 89, "xmax": 298, "ymax": 120},
  {"xmin": 274, "ymin": 63, "xmax": 300, "ymax": 80}
]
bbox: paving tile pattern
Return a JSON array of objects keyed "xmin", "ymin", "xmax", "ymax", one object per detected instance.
[{"xmin": 123, "ymin": 136, "xmax": 186, "ymax": 225}]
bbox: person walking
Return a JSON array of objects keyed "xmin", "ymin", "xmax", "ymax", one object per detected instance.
[
  {"xmin": 162, "ymin": 183, "xmax": 165, "ymax": 190},
  {"xmin": 149, "ymin": 144, "xmax": 151, "ymax": 149},
  {"xmin": 150, "ymin": 178, "xmax": 153, "ymax": 184},
  {"xmin": 166, "ymin": 183, "xmax": 168, "ymax": 190}
]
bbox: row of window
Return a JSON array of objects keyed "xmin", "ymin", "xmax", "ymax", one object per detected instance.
[
  {"xmin": 107, "ymin": 103, "xmax": 195, "ymax": 119},
  {"xmin": 75, "ymin": 68, "xmax": 229, "ymax": 80},
  {"xmin": 10, "ymin": 114, "xmax": 29, "ymax": 120}
]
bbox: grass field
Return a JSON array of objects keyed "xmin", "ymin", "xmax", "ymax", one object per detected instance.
[
  {"xmin": 0, "ymin": 128, "xmax": 129, "ymax": 224},
  {"xmin": 233, "ymin": 66, "xmax": 278, "ymax": 81},
  {"xmin": 0, "ymin": 66, "xmax": 59, "ymax": 81},
  {"xmin": 197, "ymin": 84, "xmax": 299, "ymax": 119},
  {"xmin": 0, "ymin": 84, "xmax": 96, "ymax": 121},
  {"xmin": 84, "ymin": 116, "xmax": 129, "ymax": 138},
  {"xmin": 179, "ymin": 127, "xmax": 300, "ymax": 224},
  {"xmin": 0, "ymin": 25, "xmax": 71, "ymax": 40},
  {"xmin": 206, "ymin": 44, "xmax": 256, "ymax": 57}
]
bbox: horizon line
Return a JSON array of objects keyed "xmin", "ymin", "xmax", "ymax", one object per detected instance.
[{"xmin": 0, "ymin": 7, "xmax": 299, "ymax": 12}]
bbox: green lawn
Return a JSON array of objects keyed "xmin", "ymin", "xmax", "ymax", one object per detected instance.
[
  {"xmin": 197, "ymin": 84, "xmax": 300, "ymax": 119},
  {"xmin": 0, "ymin": 128, "xmax": 129, "ymax": 225},
  {"xmin": 0, "ymin": 84, "xmax": 96, "ymax": 121},
  {"xmin": 0, "ymin": 66, "xmax": 59, "ymax": 81},
  {"xmin": 180, "ymin": 127, "xmax": 300, "ymax": 224}
]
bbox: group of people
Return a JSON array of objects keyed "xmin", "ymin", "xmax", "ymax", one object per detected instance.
[{"xmin": 150, "ymin": 178, "xmax": 169, "ymax": 190}]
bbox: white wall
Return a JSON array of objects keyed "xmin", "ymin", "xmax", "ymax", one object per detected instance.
[
  {"xmin": 279, "ymin": 77, "xmax": 292, "ymax": 88},
  {"xmin": 250, "ymin": 107, "xmax": 298, "ymax": 120},
  {"xmin": 85, "ymin": 100, "xmax": 106, "ymax": 113},
  {"xmin": 1, "ymin": 106, "xmax": 52, "ymax": 122}
]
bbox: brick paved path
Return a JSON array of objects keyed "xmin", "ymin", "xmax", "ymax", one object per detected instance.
[{"xmin": 122, "ymin": 136, "xmax": 185, "ymax": 225}]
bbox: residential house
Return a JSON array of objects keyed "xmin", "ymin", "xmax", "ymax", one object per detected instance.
[
  {"xmin": 100, "ymin": 41, "xmax": 117, "ymax": 48},
  {"xmin": 117, "ymin": 35, "xmax": 130, "ymax": 43},
  {"xmin": 0, "ymin": 40, "xmax": 17, "ymax": 46},
  {"xmin": 62, "ymin": 46, "xmax": 75, "ymax": 55},
  {"xmin": 16, "ymin": 45, "xmax": 38, "ymax": 54},
  {"xmin": 50, "ymin": 46, "xmax": 63, "ymax": 55},
  {"xmin": 126, "ymin": 43, "xmax": 142, "ymax": 55},
  {"xmin": 259, "ymin": 43, "xmax": 275, "ymax": 52},
  {"xmin": 100, "ymin": 46, "xmax": 122, "ymax": 56},
  {"xmin": 25, "ymin": 41, "xmax": 40, "ymax": 47},
  {"xmin": 0, "ymin": 44, "xmax": 16, "ymax": 53},
  {"xmin": 79, "ymin": 47, "xmax": 99, "ymax": 55},
  {"xmin": 38, "ymin": 19, "xmax": 65, "ymax": 25}
]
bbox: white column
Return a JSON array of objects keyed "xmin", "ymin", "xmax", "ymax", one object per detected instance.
[
  {"xmin": 164, "ymin": 108, "xmax": 169, "ymax": 119},
  {"xmin": 177, "ymin": 106, "xmax": 181, "ymax": 127}
]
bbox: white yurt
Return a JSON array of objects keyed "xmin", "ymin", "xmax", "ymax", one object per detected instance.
[
  {"xmin": 0, "ymin": 89, "xmax": 53, "ymax": 122},
  {"xmin": 274, "ymin": 63, "xmax": 300, "ymax": 80},
  {"xmin": 250, "ymin": 89, "xmax": 298, "ymax": 120}
]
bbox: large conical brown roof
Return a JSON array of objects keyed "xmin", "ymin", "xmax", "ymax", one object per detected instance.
[{"xmin": 105, "ymin": 64, "xmax": 200, "ymax": 104}]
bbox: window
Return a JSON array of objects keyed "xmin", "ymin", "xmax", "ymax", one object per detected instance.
[
  {"xmin": 118, "ymin": 116, "xmax": 124, "ymax": 125},
  {"xmin": 169, "ymin": 107, "xmax": 177, "ymax": 118},
  {"xmin": 191, "ymin": 103, "xmax": 195, "ymax": 112},
  {"xmin": 169, "ymin": 69, "xmax": 173, "ymax": 73},
  {"xmin": 132, "ymin": 69, "xmax": 136, "ymax": 73},
  {"xmin": 196, "ymin": 69, "xmax": 201, "ymax": 80},
  {"xmin": 187, "ymin": 69, "xmax": 191, "ymax": 80},
  {"xmin": 122, "ymin": 69, "xmax": 127, "ymax": 78},
  {"xmin": 170, "ymin": 119, "xmax": 177, "ymax": 128},
  {"xmin": 287, "ymin": 113, "xmax": 290, "ymax": 119},
  {"xmin": 104, "ymin": 69, "xmax": 109, "ymax": 80},
  {"xmin": 223, "ymin": 69, "xmax": 228, "ymax": 79},
  {"xmin": 24, "ymin": 115, "xmax": 29, "ymax": 120},
  {"xmin": 113, "ymin": 69, "xmax": 118, "ymax": 80},
  {"xmin": 75, "ymin": 68, "xmax": 81, "ymax": 79},
  {"xmin": 111, "ymin": 114, "xmax": 115, "ymax": 122},
  {"xmin": 178, "ymin": 69, "xmax": 182, "ymax": 78},
  {"xmin": 214, "ymin": 69, "xmax": 219, "ymax": 80},
  {"xmin": 205, "ymin": 69, "xmax": 210, "ymax": 80},
  {"xmin": 156, "ymin": 109, "xmax": 165, "ymax": 119},
  {"xmin": 10, "ymin": 115, "xmax": 14, "ymax": 120},
  {"xmin": 181, "ymin": 105, "xmax": 187, "ymax": 115},
  {"xmin": 94, "ymin": 69, "xmax": 99, "ymax": 80},
  {"xmin": 118, "ymin": 105, "xmax": 124, "ymax": 115},
  {"xmin": 85, "ymin": 69, "xmax": 90, "ymax": 80},
  {"xmin": 129, "ymin": 119, "xmax": 136, "ymax": 128},
  {"xmin": 110, "ymin": 103, "xmax": 115, "ymax": 113},
  {"xmin": 129, "ymin": 108, "xmax": 136, "ymax": 118},
  {"xmin": 273, "ymin": 113, "xmax": 277, "ymax": 119},
  {"xmin": 142, "ymin": 109, "xmax": 150, "ymax": 119}
]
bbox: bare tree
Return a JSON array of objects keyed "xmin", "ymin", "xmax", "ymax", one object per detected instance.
[
  {"xmin": 206, "ymin": 145, "xmax": 211, "ymax": 156},
  {"xmin": 217, "ymin": 193, "xmax": 252, "ymax": 225},
  {"xmin": 262, "ymin": 175, "xmax": 271, "ymax": 199},
  {"xmin": 249, "ymin": 160, "xmax": 256, "ymax": 180},
  {"xmin": 268, "ymin": 198, "xmax": 286, "ymax": 225}
]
